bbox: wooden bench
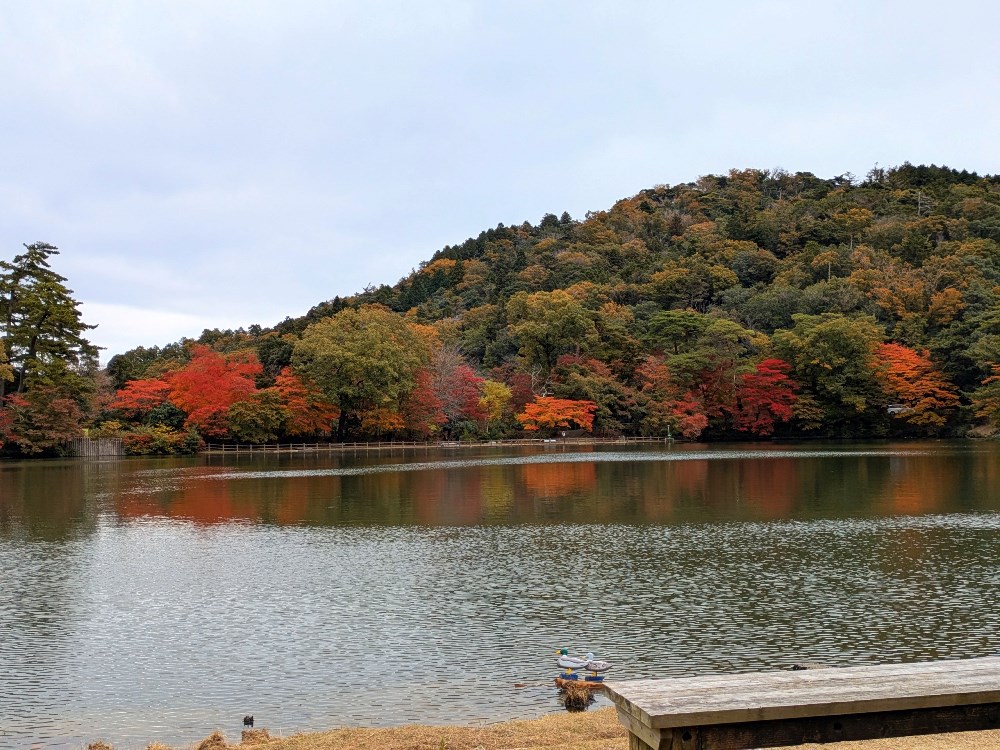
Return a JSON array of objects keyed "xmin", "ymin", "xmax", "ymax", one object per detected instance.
[{"xmin": 604, "ymin": 656, "xmax": 1000, "ymax": 749}]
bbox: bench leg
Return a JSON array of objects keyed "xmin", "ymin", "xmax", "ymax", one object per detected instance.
[
  {"xmin": 626, "ymin": 728, "xmax": 699, "ymax": 750},
  {"xmin": 618, "ymin": 709, "xmax": 700, "ymax": 750}
]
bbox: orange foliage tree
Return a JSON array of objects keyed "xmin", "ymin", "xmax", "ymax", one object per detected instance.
[
  {"xmin": 111, "ymin": 376, "xmax": 172, "ymax": 417},
  {"xmin": 272, "ymin": 367, "xmax": 339, "ymax": 436},
  {"xmin": 360, "ymin": 406, "xmax": 406, "ymax": 436},
  {"xmin": 877, "ymin": 343, "xmax": 959, "ymax": 430},
  {"xmin": 516, "ymin": 396, "xmax": 597, "ymax": 432}
]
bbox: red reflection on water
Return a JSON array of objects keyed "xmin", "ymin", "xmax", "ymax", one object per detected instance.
[
  {"xmin": 521, "ymin": 462, "xmax": 597, "ymax": 498},
  {"xmin": 117, "ymin": 479, "xmax": 241, "ymax": 523},
  {"xmin": 877, "ymin": 458, "xmax": 951, "ymax": 516},
  {"xmin": 741, "ymin": 459, "xmax": 798, "ymax": 519},
  {"xmin": 409, "ymin": 469, "xmax": 486, "ymax": 525}
]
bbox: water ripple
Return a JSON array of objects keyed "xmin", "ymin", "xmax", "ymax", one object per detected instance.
[
  {"xmin": 2, "ymin": 512, "xmax": 998, "ymax": 749},
  {"xmin": 1, "ymin": 445, "xmax": 999, "ymax": 749}
]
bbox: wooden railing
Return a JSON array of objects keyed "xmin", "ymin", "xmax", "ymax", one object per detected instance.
[{"xmin": 202, "ymin": 436, "xmax": 675, "ymax": 454}]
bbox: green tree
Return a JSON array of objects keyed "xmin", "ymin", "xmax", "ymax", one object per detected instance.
[
  {"xmin": 644, "ymin": 310, "xmax": 709, "ymax": 355},
  {"xmin": 739, "ymin": 286, "xmax": 804, "ymax": 333},
  {"xmin": 772, "ymin": 313, "xmax": 885, "ymax": 434},
  {"xmin": 106, "ymin": 345, "xmax": 171, "ymax": 390},
  {"xmin": 973, "ymin": 366, "xmax": 1000, "ymax": 428},
  {"xmin": 227, "ymin": 389, "xmax": 286, "ymax": 443},
  {"xmin": 506, "ymin": 290, "xmax": 597, "ymax": 372},
  {"xmin": 551, "ymin": 355, "xmax": 641, "ymax": 434},
  {"xmin": 292, "ymin": 305, "xmax": 430, "ymax": 439},
  {"xmin": 0, "ymin": 242, "xmax": 98, "ymax": 398},
  {"xmin": 0, "ymin": 341, "xmax": 12, "ymax": 384},
  {"xmin": 647, "ymin": 257, "xmax": 739, "ymax": 311}
]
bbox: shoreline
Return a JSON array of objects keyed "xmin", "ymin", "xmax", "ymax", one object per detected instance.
[
  {"xmin": 198, "ymin": 435, "xmax": 674, "ymax": 456},
  {"xmin": 198, "ymin": 434, "xmax": 990, "ymax": 457},
  {"xmin": 88, "ymin": 708, "xmax": 1000, "ymax": 750}
]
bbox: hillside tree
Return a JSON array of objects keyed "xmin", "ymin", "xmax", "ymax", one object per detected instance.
[{"xmin": 292, "ymin": 305, "xmax": 430, "ymax": 439}]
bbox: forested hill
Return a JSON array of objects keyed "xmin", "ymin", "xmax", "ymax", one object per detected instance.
[{"xmin": 96, "ymin": 163, "xmax": 1000, "ymax": 450}]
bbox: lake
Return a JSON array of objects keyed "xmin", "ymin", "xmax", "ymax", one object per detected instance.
[{"xmin": 1, "ymin": 441, "xmax": 999, "ymax": 748}]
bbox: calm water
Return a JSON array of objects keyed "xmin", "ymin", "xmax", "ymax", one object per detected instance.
[{"xmin": 1, "ymin": 442, "xmax": 999, "ymax": 748}]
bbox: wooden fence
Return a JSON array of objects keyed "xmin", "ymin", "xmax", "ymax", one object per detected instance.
[
  {"xmin": 69, "ymin": 437, "xmax": 124, "ymax": 458},
  {"xmin": 202, "ymin": 436, "xmax": 674, "ymax": 455}
]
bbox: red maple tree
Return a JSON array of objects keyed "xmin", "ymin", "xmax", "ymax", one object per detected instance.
[
  {"xmin": 731, "ymin": 358, "xmax": 798, "ymax": 436},
  {"xmin": 111, "ymin": 377, "xmax": 172, "ymax": 416},
  {"xmin": 167, "ymin": 346, "xmax": 262, "ymax": 438},
  {"xmin": 2, "ymin": 387, "xmax": 85, "ymax": 454},
  {"xmin": 401, "ymin": 369, "xmax": 446, "ymax": 437},
  {"xmin": 436, "ymin": 363, "xmax": 486, "ymax": 423},
  {"xmin": 636, "ymin": 356, "xmax": 709, "ymax": 438}
]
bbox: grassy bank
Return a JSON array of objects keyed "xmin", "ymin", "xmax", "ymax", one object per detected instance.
[{"xmin": 89, "ymin": 708, "xmax": 1000, "ymax": 750}]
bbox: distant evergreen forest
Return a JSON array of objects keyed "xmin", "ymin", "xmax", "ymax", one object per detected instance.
[{"xmin": 4, "ymin": 164, "xmax": 1000, "ymax": 455}]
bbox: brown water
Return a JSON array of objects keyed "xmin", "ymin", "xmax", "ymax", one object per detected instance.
[{"xmin": 1, "ymin": 442, "xmax": 999, "ymax": 748}]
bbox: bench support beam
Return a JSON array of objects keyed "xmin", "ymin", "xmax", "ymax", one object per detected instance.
[{"xmin": 622, "ymin": 702, "xmax": 1000, "ymax": 750}]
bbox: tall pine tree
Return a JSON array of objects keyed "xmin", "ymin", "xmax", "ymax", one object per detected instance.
[{"xmin": 0, "ymin": 242, "xmax": 98, "ymax": 398}]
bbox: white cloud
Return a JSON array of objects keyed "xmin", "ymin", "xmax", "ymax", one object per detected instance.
[
  {"xmin": 79, "ymin": 301, "xmax": 247, "ymax": 362},
  {"xmin": 2, "ymin": 0, "xmax": 999, "ymax": 365}
]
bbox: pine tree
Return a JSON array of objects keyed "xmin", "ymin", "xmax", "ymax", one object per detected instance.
[{"xmin": 0, "ymin": 242, "xmax": 99, "ymax": 398}]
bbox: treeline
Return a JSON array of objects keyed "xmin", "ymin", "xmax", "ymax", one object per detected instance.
[{"xmin": 4, "ymin": 164, "xmax": 1000, "ymax": 455}]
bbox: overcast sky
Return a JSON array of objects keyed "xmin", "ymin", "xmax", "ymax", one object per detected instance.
[{"xmin": 2, "ymin": 1, "xmax": 998, "ymax": 360}]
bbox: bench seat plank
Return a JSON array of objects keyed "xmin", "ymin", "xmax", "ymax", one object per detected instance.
[{"xmin": 605, "ymin": 657, "xmax": 1000, "ymax": 729}]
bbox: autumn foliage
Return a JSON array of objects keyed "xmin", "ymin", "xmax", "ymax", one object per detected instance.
[
  {"xmin": 109, "ymin": 349, "xmax": 338, "ymax": 444},
  {"xmin": 401, "ymin": 370, "xmax": 446, "ymax": 437},
  {"xmin": 516, "ymin": 396, "xmax": 597, "ymax": 432},
  {"xmin": 13, "ymin": 163, "xmax": 1000, "ymax": 454},
  {"xmin": 111, "ymin": 377, "xmax": 172, "ymax": 415},
  {"xmin": 166, "ymin": 346, "xmax": 261, "ymax": 437},
  {"xmin": 877, "ymin": 343, "xmax": 959, "ymax": 429},
  {"xmin": 730, "ymin": 359, "xmax": 798, "ymax": 436},
  {"xmin": 272, "ymin": 367, "xmax": 339, "ymax": 436},
  {"xmin": 2, "ymin": 387, "xmax": 85, "ymax": 454}
]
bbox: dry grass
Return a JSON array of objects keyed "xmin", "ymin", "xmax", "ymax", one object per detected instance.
[
  {"xmin": 240, "ymin": 728, "xmax": 275, "ymax": 745},
  {"xmin": 231, "ymin": 709, "xmax": 625, "ymax": 750},
  {"xmin": 557, "ymin": 681, "xmax": 599, "ymax": 712},
  {"xmin": 777, "ymin": 733, "xmax": 1000, "ymax": 749},
  {"xmin": 88, "ymin": 708, "xmax": 1000, "ymax": 749},
  {"xmin": 195, "ymin": 731, "xmax": 228, "ymax": 750}
]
